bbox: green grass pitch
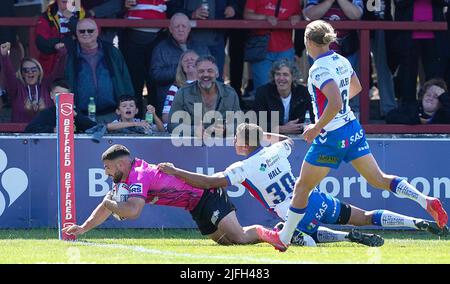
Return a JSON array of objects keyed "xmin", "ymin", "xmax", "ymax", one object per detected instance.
[{"xmin": 0, "ymin": 229, "xmax": 449, "ymax": 264}]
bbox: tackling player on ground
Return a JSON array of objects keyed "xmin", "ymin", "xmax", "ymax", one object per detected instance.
[{"xmin": 158, "ymin": 123, "xmax": 449, "ymax": 247}]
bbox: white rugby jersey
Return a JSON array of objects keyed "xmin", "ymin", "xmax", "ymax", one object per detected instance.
[
  {"xmin": 224, "ymin": 141, "xmax": 296, "ymax": 210},
  {"xmin": 307, "ymin": 50, "xmax": 356, "ymax": 132}
]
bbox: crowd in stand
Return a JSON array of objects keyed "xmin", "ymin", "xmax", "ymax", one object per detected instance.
[{"xmin": 0, "ymin": 0, "xmax": 449, "ymax": 136}]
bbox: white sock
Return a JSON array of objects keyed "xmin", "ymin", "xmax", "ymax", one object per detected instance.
[
  {"xmin": 315, "ymin": 227, "xmax": 349, "ymax": 243},
  {"xmin": 391, "ymin": 178, "xmax": 431, "ymax": 209},
  {"xmin": 372, "ymin": 209, "xmax": 419, "ymax": 229},
  {"xmin": 279, "ymin": 206, "xmax": 306, "ymax": 245}
]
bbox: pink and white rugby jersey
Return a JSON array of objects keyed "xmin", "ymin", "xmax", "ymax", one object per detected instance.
[{"xmin": 124, "ymin": 158, "xmax": 204, "ymax": 211}]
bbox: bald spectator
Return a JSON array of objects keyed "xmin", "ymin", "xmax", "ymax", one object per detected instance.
[
  {"xmin": 167, "ymin": 0, "xmax": 240, "ymax": 80},
  {"xmin": 65, "ymin": 18, "xmax": 135, "ymax": 124},
  {"xmin": 81, "ymin": 0, "xmax": 125, "ymax": 43},
  {"xmin": 150, "ymin": 13, "xmax": 209, "ymax": 116}
]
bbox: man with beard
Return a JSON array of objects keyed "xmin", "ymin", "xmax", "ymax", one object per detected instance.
[
  {"xmin": 167, "ymin": 55, "xmax": 240, "ymax": 136},
  {"xmin": 62, "ymin": 144, "xmax": 271, "ymax": 245},
  {"xmin": 150, "ymin": 13, "xmax": 209, "ymax": 116}
]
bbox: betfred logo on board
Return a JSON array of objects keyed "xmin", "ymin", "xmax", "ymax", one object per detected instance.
[
  {"xmin": 57, "ymin": 93, "xmax": 77, "ymax": 241},
  {"xmin": 60, "ymin": 103, "xmax": 73, "ymax": 116}
]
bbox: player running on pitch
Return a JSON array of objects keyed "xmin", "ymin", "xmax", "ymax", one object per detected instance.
[
  {"xmin": 158, "ymin": 123, "xmax": 449, "ymax": 247},
  {"xmin": 255, "ymin": 20, "xmax": 448, "ymax": 252},
  {"xmin": 62, "ymin": 144, "xmax": 270, "ymax": 245}
]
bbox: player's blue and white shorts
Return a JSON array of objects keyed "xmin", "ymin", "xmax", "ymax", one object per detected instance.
[
  {"xmin": 274, "ymin": 189, "xmax": 352, "ymax": 235},
  {"xmin": 305, "ymin": 119, "xmax": 371, "ymax": 169},
  {"xmin": 296, "ymin": 189, "xmax": 344, "ymax": 235}
]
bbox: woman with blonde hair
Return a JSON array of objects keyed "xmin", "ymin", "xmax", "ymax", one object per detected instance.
[
  {"xmin": 0, "ymin": 41, "xmax": 67, "ymax": 123},
  {"xmin": 161, "ymin": 50, "xmax": 199, "ymax": 125}
]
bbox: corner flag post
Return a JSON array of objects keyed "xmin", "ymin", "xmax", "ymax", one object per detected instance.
[{"xmin": 56, "ymin": 93, "xmax": 77, "ymax": 241}]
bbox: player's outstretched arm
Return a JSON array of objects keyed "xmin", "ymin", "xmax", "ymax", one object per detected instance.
[
  {"xmin": 62, "ymin": 199, "xmax": 113, "ymax": 236},
  {"xmin": 158, "ymin": 163, "xmax": 228, "ymax": 189},
  {"xmin": 103, "ymin": 197, "xmax": 145, "ymax": 220}
]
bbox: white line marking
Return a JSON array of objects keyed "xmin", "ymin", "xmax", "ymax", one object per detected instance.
[{"xmin": 76, "ymin": 241, "xmax": 312, "ymax": 264}]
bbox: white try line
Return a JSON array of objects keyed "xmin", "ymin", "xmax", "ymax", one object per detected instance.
[{"xmin": 75, "ymin": 241, "xmax": 312, "ymax": 264}]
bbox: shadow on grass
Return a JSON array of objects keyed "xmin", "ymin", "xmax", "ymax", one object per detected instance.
[{"xmin": 357, "ymin": 229, "xmax": 448, "ymax": 241}]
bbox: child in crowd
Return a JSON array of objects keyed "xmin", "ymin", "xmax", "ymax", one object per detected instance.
[{"xmin": 107, "ymin": 95, "xmax": 165, "ymax": 134}]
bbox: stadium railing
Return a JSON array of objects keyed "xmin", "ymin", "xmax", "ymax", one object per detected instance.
[{"xmin": 0, "ymin": 17, "xmax": 448, "ymax": 134}]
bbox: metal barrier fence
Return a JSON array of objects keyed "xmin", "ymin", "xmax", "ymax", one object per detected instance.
[{"xmin": 0, "ymin": 18, "xmax": 449, "ymax": 134}]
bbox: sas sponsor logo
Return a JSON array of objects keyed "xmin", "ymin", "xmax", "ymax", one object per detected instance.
[
  {"xmin": 350, "ymin": 129, "xmax": 365, "ymax": 144},
  {"xmin": 335, "ymin": 130, "xmax": 366, "ymax": 149},
  {"xmin": 129, "ymin": 183, "xmax": 143, "ymax": 194},
  {"xmin": 317, "ymin": 155, "xmax": 339, "ymax": 164},
  {"xmin": 314, "ymin": 201, "xmax": 328, "ymax": 220},
  {"xmin": 336, "ymin": 130, "xmax": 365, "ymax": 149}
]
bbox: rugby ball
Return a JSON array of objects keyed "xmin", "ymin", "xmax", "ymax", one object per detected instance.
[
  {"xmin": 111, "ymin": 183, "xmax": 129, "ymax": 221},
  {"xmin": 112, "ymin": 183, "xmax": 129, "ymax": 202}
]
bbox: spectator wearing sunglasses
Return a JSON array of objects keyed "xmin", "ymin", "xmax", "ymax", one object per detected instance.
[
  {"xmin": 0, "ymin": 41, "xmax": 67, "ymax": 123},
  {"xmin": 35, "ymin": 0, "xmax": 86, "ymax": 74},
  {"xmin": 65, "ymin": 18, "xmax": 135, "ymax": 124}
]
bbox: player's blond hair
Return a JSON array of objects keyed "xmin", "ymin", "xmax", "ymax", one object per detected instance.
[
  {"xmin": 236, "ymin": 123, "xmax": 263, "ymax": 148},
  {"xmin": 305, "ymin": 20, "xmax": 337, "ymax": 46}
]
